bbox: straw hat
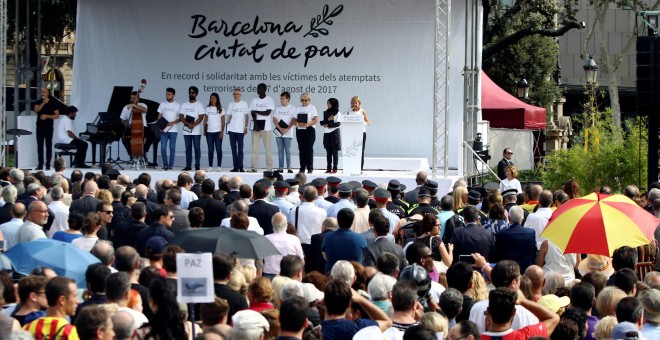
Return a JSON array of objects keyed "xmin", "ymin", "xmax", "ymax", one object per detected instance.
[{"xmin": 577, "ymin": 254, "xmax": 615, "ymax": 278}]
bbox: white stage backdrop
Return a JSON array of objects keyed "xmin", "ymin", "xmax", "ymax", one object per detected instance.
[{"xmin": 72, "ymin": 0, "xmax": 470, "ymax": 170}]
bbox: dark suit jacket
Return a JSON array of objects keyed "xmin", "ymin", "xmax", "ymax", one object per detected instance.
[
  {"xmin": 70, "ymin": 194, "xmax": 102, "ymax": 216},
  {"xmin": 248, "ymin": 200, "xmax": 279, "ymax": 235},
  {"xmin": 191, "ymin": 183, "xmax": 202, "ymax": 198},
  {"xmin": 494, "ymin": 223, "xmax": 537, "ymax": 272},
  {"xmin": 113, "ymin": 219, "xmax": 149, "ymax": 249},
  {"xmin": 0, "ymin": 202, "xmax": 14, "ymax": 225},
  {"xmin": 223, "ymin": 191, "xmax": 240, "ymax": 206},
  {"xmin": 363, "ymin": 237, "xmax": 407, "ymax": 270},
  {"xmin": 497, "ymin": 158, "xmax": 513, "ymax": 180},
  {"xmin": 189, "ymin": 196, "xmax": 227, "ymax": 227},
  {"xmin": 310, "ymin": 230, "xmax": 333, "ymax": 274},
  {"xmin": 137, "ymin": 198, "xmax": 158, "ymax": 225},
  {"xmin": 451, "ymin": 223, "xmax": 495, "ymax": 263}
]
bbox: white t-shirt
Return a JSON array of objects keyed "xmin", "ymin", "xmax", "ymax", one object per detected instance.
[
  {"xmin": 468, "ymin": 299, "xmax": 540, "ymax": 334},
  {"xmin": 120, "ymin": 102, "xmax": 148, "ymax": 127},
  {"xmin": 71, "ymin": 236, "xmax": 99, "ymax": 252},
  {"xmin": 249, "ymin": 96, "xmax": 275, "ymax": 131},
  {"xmin": 205, "ymin": 106, "xmax": 225, "ymax": 133},
  {"xmin": 227, "ymin": 100, "xmax": 249, "ymax": 133},
  {"xmin": 56, "ymin": 115, "xmax": 74, "ymax": 144},
  {"xmin": 179, "ymin": 101, "xmax": 206, "ymax": 135},
  {"xmin": 157, "ymin": 101, "xmax": 181, "ymax": 133},
  {"xmin": 273, "ymin": 104, "xmax": 296, "ymax": 138},
  {"xmin": 295, "ymin": 105, "xmax": 318, "ymax": 129}
]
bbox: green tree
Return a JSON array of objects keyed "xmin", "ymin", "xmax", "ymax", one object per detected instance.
[{"xmin": 482, "ymin": 0, "xmax": 585, "ymax": 109}]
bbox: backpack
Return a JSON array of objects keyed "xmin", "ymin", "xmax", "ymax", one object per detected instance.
[
  {"xmin": 396, "ymin": 218, "xmax": 421, "ymax": 245},
  {"xmin": 442, "ymin": 213, "xmax": 465, "ymax": 244}
]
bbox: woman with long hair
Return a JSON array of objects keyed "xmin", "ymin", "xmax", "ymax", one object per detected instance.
[
  {"xmin": 407, "ymin": 214, "xmax": 453, "ymax": 281},
  {"xmin": 204, "ymin": 92, "xmax": 225, "ymax": 171},
  {"xmin": 321, "ymin": 98, "xmax": 341, "ymax": 173},
  {"xmin": 347, "ymin": 96, "xmax": 370, "ymax": 172},
  {"xmin": 563, "ymin": 179, "xmax": 580, "ymax": 199},
  {"xmin": 135, "ymin": 278, "xmax": 188, "ymax": 339}
]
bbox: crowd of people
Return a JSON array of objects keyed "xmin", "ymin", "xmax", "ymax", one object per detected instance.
[{"xmin": 0, "ymin": 156, "xmax": 658, "ymax": 339}]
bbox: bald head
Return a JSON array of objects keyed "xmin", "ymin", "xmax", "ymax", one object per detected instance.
[
  {"xmin": 135, "ymin": 184, "xmax": 148, "ymax": 199},
  {"xmin": 11, "ymin": 202, "xmax": 26, "ymax": 219},
  {"xmin": 416, "ymin": 171, "xmax": 428, "ymax": 185},
  {"xmin": 117, "ymin": 175, "xmax": 131, "ymax": 186},
  {"xmin": 322, "ymin": 217, "xmax": 339, "ymax": 232},
  {"xmin": 229, "ymin": 176, "xmax": 242, "ymax": 189},
  {"xmin": 162, "ymin": 178, "xmax": 174, "ymax": 189},
  {"xmin": 194, "ymin": 170, "xmax": 206, "ymax": 183},
  {"xmin": 112, "ymin": 310, "xmax": 135, "ymax": 339},
  {"xmin": 84, "ymin": 180, "xmax": 99, "ymax": 195},
  {"xmin": 272, "ymin": 212, "xmax": 288, "ymax": 232},
  {"xmin": 524, "ymin": 265, "xmax": 545, "ymax": 290}
]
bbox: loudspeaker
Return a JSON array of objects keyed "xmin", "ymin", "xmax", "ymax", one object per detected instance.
[{"xmin": 637, "ymin": 36, "xmax": 660, "ymax": 188}]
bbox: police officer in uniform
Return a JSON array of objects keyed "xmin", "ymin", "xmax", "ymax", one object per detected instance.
[
  {"xmin": 387, "ymin": 180, "xmax": 409, "ymax": 215},
  {"xmin": 325, "ymin": 176, "xmax": 342, "ymax": 204},
  {"xmin": 361, "ymin": 180, "xmax": 378, "ymax": 209},
  {"xmin": 425, "ymin": 180, "xmax": 442, "ymax": 212},
  {"xmin": 407, "ymin": 187, "xmax": 440, "ymax": 216}
]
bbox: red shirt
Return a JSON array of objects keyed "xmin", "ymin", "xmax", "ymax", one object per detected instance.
[
  {"xmin": 481, "ymin": 323, "xmax": 547, "ymax": 340},
  {"xmin": 249, "ymin": 301, "xmax": 275, "ymax": 313}
]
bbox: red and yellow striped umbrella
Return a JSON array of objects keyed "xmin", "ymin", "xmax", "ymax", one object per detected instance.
[{"xmin": 541, "ymin": 193, "xmax": 659, "ymax": 256}]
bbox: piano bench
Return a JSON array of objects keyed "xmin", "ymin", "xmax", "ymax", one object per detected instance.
[{"xmin": 54, "ymin": 143, "xmax": 77, "ymax": 165}]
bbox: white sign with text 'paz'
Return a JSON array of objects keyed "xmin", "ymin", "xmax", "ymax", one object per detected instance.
[{"xmin": 176, "ymin": 253, "xmax": 214, "ymax": 304}]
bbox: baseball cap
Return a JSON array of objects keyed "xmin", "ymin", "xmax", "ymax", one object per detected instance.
[{"xmin": 538, "ymin": 294, "xmax": 570, "ymax": 313}]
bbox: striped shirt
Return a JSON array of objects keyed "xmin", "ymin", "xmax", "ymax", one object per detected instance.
[{"xmin": 24, "ymin": 317, "xmax": 79, "ymax": 340}]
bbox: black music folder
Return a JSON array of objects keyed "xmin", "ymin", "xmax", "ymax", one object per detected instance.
[{"xmin": 296, "ymin": 113, "xmax": 308, "ymax": 123}]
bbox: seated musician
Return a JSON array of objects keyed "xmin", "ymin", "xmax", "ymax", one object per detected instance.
[
  {"xmin": 56, "ymin": 106, "xmax": 90, "ymax": 168},
  {"xmin": 120, "ymin": 91, "xmax": 153, "ymax": 160}
]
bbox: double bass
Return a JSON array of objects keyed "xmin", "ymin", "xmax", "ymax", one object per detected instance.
[{"xmin": 127, "ymin": 80, "xmax": 147, "ymax": 161}]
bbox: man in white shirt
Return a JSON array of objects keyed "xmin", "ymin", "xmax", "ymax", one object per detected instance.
[
  {"xmin": 56, "ymin": 106, "xmax": 90, "ymax": 168},
  {"xmin": 523, "ymin": 190, "xmax": 554, "ymax": 248},
  {"xmin": 273, "ymin": 92, "xmax": 296, "ymax": 173},
  {"xmin": 1, "ymin": 202, "xmax": 26, "ymax": 249},
  {"xmin": 226, "ymin": 88, "xmax": 250, "ymax": 172},
  {"xmin": 46, "ymin": 186, "xmax": 69, "ymax": 238},
  {"xmin": 263, "ymin": 213, "xmax": 304, "ymax": 278},
  {"xmin": 249, "ymin": 83, "xmax": 275, "ymax": 172},
  {"xmin": 468, "ymin": 259, "xmax": 539, "ymax": 333},
  {"xmin": 106, "ymin": 272, "xmax": 148, "ymax": 330},
  {"xmin": 178, "ymin": 86, "xmax": 206, "ymax": 171},
  {"xmin": 17, "ymin": 201, "xmax": 49, "ymax": 243},
  {"xmin": 120, "ymin": 91, "xmax": 150, "ymax": 161},
  {"xmin": 157, "ymin": 87, "xmax": 181, "ymax": 170},
  {"xmin": 289, "ymin": 186, "xmax": 327, "ymax": 269},
  {"xmin": 177, "ymin": 173, "xmax": 198, "ymax": 210},
  {"xmin": 220, "ymin": 200, "xmax": 263, "ymax": 234}
]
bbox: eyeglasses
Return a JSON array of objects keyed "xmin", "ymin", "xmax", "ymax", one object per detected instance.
[
  {"xmin": 301, "ymin": 99, "xmax": 310, "ymax": 102},
  {"xmin": 102, "ymin": 211, "xmax": 114, "ymax": 214},
  {"xmin": 167, "ymin": 215, "xmax": 175, "ymax": 219},
  {"xmin": 33, "ymin": 209, "xmax": 49, "ymax": 213}
]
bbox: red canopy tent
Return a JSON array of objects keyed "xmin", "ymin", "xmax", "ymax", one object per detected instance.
[{"xmin": 481, "ymin": 71, "xmax": 546, "ymax": 130}]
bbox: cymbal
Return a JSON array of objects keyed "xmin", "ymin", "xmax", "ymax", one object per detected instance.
[{"xmin": 6, "ymin": 129, "xmax": 32, "ymax": 136}]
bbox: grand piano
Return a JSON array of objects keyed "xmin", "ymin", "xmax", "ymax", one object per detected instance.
[{"xmin": 80, "ymin": 86, "xmax": 161, "ymax": 167}]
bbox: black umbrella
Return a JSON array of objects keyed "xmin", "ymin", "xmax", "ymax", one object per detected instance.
[{"xmin": 170, "ymin": 227, "xmax": 281, "ymax": 259}]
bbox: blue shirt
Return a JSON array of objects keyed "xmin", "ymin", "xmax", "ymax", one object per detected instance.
[
  {"xmin": 327, "ymin": 199, "xmax": 357, "ymax": 218},
  {"xmin": 52, "ymin": 231, "xmax": 83, "ymax": 243},
  {"xmin": 321, "ymin": 228, "xmax": 367, "ymax": 273},
  {"xmin": 321, "ymin": 318, "xmax": 377, "ymax": 340},
  {"xmin": 272, "ymin": 197, "xmax": 295, "ymax": 221},
  {"xmin": 437, "ymin": 210, "xmax": 455, "ymax": 238}
]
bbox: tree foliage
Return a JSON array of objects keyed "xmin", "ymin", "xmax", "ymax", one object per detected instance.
[
  {"xmin": 540, "ymin": 108, "xmax": 648, "ymax": 194},
  {"xmin": 7, "ymin": 0, "xmax": 77, "ymax": 45},
  {"xmin": 482, "ymin": 0, "xmax": 584, "ymax": 109}
]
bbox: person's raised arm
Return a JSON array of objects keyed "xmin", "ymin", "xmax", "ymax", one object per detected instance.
[
  {"xmin": 351, "ymin": 288, "xmax": 392, "ymax": 331},
  {"xmin": 517, "ymin": 289, "xmax": 559, "ymax": 334}
]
